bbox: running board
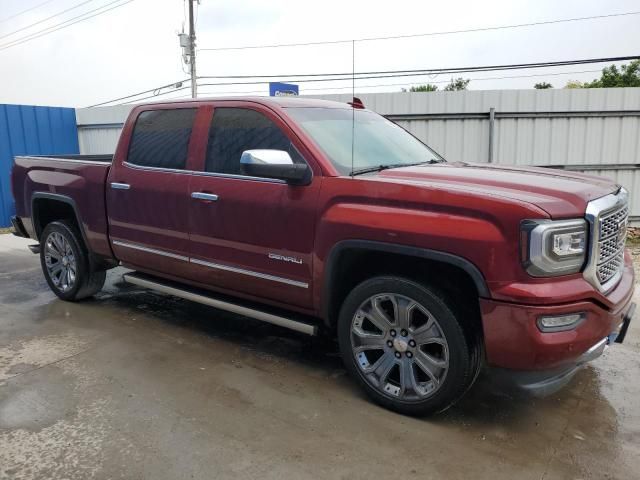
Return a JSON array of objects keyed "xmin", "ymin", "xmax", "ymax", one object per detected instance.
[{"xmin": 122, "ymin": 272, "xmax": 318, "ymax": 336}]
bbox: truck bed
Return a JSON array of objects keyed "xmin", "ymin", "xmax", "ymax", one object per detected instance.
[{"xmin": 11, "ymin": 154, "xmax": 114, "ymax": 260}]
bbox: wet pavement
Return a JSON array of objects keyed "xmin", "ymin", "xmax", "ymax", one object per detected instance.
[{"xmin": 1, "ymin": 234, "xmax": 639, "ymax": 480}]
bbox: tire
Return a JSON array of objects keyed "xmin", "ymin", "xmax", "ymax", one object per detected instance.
[
  {"xmin": 337, "ymin": 276, "xmax": 482, "ymax": 416},
  {"xmin": 40, "ymin": 220, "xmax": 106, "ymax": 301}
]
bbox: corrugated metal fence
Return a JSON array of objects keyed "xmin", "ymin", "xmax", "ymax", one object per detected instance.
[
  {"xmin": 75, "ymin": 87, "xmax": 640, "ymax": 221},
  {"xmin": 314, "ymin": 89, "xmax": 640, "ymax": 222},
  {"xmin": 0, "ymin": 104, "xmax": 79, "ymax": 227}
]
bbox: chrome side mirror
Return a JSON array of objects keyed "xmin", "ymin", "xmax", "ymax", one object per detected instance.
[{"xmin": 240, "ymin": 149, "xmax": 311, "ymax": 185}]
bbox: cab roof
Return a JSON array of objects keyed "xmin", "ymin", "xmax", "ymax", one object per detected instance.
[{"xmin": 151, "ymin": 96, "xmax": 354, "ymax": 110}]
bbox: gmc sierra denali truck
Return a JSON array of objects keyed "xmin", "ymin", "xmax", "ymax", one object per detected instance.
[{"xmin": 10, "ymin": 97, "xmax": 635, "ymax": 415}]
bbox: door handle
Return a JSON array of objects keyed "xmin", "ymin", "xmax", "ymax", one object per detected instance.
[
  {"xmin": 111, "ymin": 182, "xmax": 131, "ymax": 190},
  {"xmin": 191, "ymin": 192, "xmax": 219, "ymax": 201}
]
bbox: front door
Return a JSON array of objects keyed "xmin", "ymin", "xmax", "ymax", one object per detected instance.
[
  {"xmin": 107, "ymin": 106, "xmax": 199, "ymax": 278},
  {"xmin": 188, "ymin": 104, "xmax": 321, "ymax": 309}
]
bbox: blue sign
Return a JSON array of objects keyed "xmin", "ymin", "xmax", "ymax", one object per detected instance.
[{"xmin": 269, "ymin": 82, "xmax": 299, "ymax": 97}]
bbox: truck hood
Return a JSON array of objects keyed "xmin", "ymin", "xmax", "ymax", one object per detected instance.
[{"xmin": 374, "ymin": 162, "xmax": 619, "ymax": 217}]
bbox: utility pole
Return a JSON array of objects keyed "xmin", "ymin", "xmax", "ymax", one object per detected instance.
[{"xmin": 188, "ymin": 0, "xmax": 197, "ymax": 98}]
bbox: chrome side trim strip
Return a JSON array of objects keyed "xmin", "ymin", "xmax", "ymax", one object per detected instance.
[
  {"xmin": 123, "ymin": 273, "xmax": 317, "ymax": 335},
  {"xmin": 122, "ymin": 162, "xmax": 287, "ymax": 184},
  {"xmin": 110, "ymin": 182, "xmax": 131, "ymax": 190},
  {"xmin": 112, "ymin": 240, "xmax": 308, "ymax": 288},
  {"xmin": 190, "ymin": 257, "xmax": 309, "ymax": 289},
  {"xmin": 112, "ymin": 240, "xmax": 189, "ymax": 262}
]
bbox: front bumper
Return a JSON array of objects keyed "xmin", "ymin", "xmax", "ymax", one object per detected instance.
[
  {"xmin": 481, "ymin": 254, "xmax": 635, "ymax": 372},
  {"xmin": 492, "ymin": 317, "xmax": 632, "ymax": 397}
]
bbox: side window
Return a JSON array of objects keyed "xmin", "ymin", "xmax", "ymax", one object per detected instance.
[
  {"xmin": 127, "ymin": 108, "xmax": 197, "ymax": 169},
  {"xmin": 205, "ymin": 107, "xmax": 303, "ymax": 175}
]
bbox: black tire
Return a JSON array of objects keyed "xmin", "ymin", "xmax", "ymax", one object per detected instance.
[
  {"xmin": 337, "ymin": 276, "xmax": 482, "ymax": 416},
  {"xmin": 39, "ymin": 220, "xmax": 106, "ymax": 301}
]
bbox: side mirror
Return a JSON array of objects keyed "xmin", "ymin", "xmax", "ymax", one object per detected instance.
[{"xmin": 240, "ymin": 149, "xmax": 311, "ymax": 185}]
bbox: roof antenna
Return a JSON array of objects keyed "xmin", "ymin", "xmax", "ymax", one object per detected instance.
[{"xmin": 350, "ymin": 39, "xmax": 355, "ymax": 178}]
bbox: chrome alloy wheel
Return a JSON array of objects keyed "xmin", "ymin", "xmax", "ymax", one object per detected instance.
[
  {"xmin": 351, "ymin": 293, "xmax": 450, "ymax": 400},
  {"xmin": 44, "ymin": 231, "xmax": 77, "ymax": 293}
]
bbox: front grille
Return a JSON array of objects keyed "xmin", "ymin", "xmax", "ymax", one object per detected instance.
[
  {"xmin": 600, "ymin": 205, "xmax": 628, "ymax": 239},
  {"xmin": 596, "ymin": 201, "xmax": 628, "ymax": 285}
]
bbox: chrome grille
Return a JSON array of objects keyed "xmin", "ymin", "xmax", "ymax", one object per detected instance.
[
  {"xmin": 595, "ymin": 197, "xmax": 628, "ymax": 286},
  {"xmin": 600, "ymin": 205, "xmax": 628, "ymax": 239},
  {"xmin": 597, "ymin": 252, "xmax": 624, "ymax": 285}
]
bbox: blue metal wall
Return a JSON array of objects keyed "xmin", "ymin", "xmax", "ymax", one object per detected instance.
[{"xmin": 0, "ymin": 104, "xmax": 79, "ymax": 227}]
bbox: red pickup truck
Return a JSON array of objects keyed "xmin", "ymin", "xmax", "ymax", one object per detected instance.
[{"xmin": 10, "ymin": 97, "xmax": 635, "ymax": 415}]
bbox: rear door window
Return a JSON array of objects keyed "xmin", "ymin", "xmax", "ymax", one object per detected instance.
[{"xmin": 127, "ymin": 108, "xmax": 197, "ymax": 169}]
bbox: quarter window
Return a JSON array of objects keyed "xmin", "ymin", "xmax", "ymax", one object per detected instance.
[
  {"xmin": 128, "ymin": 108, "xmax": 196, "ymax": 169},
  {"xmin": 205, "ymin": 107, "xmax": 303, "ymax": 175}
]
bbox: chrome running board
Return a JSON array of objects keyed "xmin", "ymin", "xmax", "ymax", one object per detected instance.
[{"xmin": 123, "ymin": 272, "xmax": 317, "ymax": 336}]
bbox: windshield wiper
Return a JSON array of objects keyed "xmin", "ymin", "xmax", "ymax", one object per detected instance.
[{"xmin": 350, "ymin": 159, "xmax": 442, "ymax": 176}]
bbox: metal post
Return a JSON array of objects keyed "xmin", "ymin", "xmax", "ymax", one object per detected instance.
[
  {"xmin": 488, "ymin": 107, "xmax": 495, "ymax": 163},
  {"xmin": 188, "ymin": 0, "xmax": 197, "ymax": 99}
]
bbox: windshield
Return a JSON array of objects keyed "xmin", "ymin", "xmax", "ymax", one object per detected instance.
[{"xmin": 285, "ymin": 107, "xmax": 444, "ymax": 175}]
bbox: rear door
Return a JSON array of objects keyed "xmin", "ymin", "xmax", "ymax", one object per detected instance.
[
  {"xmin": 107, "ymin": 105, "xmax": 204, "ymax": 278},
  {"xmin": 188, "ymin": 103, "xmax": 321, "ymax": 309}
]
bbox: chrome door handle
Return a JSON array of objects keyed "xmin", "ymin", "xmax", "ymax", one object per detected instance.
[
  {"xmin": 191, "ymin": 192, "xmax": 219, "ymax": 201},
  {"xmin": 111, "ymin": 182, "xmax": 130, "ymax": 190}
]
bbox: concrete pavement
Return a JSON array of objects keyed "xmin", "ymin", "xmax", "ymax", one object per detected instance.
[{"xmin": 1, "ymin": 234, "xmax": 639, "ymax": 479}]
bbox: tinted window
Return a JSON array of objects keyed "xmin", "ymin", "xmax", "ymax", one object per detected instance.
[
  {"xmin": 205, "ymin": 107, "xmax": 302, "ymax": 175},
  {"xmin": 128, "ymin": 108, "xmax": 196, "ymax": 169}
]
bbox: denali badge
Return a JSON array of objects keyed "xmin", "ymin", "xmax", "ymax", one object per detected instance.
[{"xmin": 268, "ymin": 253, "xmax": 303, "ymax": 264}]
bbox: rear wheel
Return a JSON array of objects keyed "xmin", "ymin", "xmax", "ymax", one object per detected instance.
[
  {"xmin": 40, "ymin": 221, "xmax": 106, "ymax": 301},
  {"xmin": 338, "ymin": 276, "xmax": 481, "ymax": 416}
]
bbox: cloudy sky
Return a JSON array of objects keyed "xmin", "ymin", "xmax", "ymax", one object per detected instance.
[{"xmin": 1, "ymin": 0, "xmax": 639, "ymax": 107}]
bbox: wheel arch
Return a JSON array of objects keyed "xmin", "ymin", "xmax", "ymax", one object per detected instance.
[
  {"xmin": 320, "ymin": 240, "xmax": 490, "ymax": 328},
  {"xmin": 31, "ymin": 192, "xmax": 90, "ymax": 246}
]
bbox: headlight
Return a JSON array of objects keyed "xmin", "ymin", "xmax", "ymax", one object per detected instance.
[{"xmin": 521, "ymin": 219, "xmax": 587, "ymax": 276}]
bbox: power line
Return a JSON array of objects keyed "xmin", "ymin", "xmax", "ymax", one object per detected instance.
[
  {"xmin": 111, "ymin": 66, "xmax": 610, "ymax": 105},
  {"xmin": 0, "ymin": 0, "xmax": 135, "ymax": 51},
  {"xmin": 119, "ymin": 85, "xmax": 193, "ymax": 105},
  {"xmin": 128, "ymin": 67, "xmax": 605, "ymax": 102},
  {"xmin": 0, "ymin": 0, "xmax": 58, "ymax": 25},
  {"xmin": 0, "ymin": 0, "xmax": 98, "ymax": 41},
  {"xmin": 198, "ymin": 11, "xmax": 640, "ymax": 52},
  {"xmin": 195, "ymin": 69, "xmax": 604, "ymax": 97},
  {"xmin": 194, "ymin": 56, "xmax": 640, "ymax": 87},
  {"xmin": 90, "ymin": 56, "xmax": 637, "ymax": 107},
  {"xmin": 195, "ymin": 56, "xmax": 639, "ymax": 81},
  {"xmin": 88, "ymin": 78, "xmax": 191, "ymax": 107}
]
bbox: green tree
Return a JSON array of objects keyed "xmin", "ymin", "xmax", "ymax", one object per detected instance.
[
  {"xmin": 583, "ymin": 60, "xmax": 640, "ymax": 87},
  {"xmin": 534, "ymin": 82, "xmax": 553, "ymax": 89},
  {"xmin": 564, "ymin": 80, "xmax": 584, "ymax": 89},
  {"xmin": 443, "ymin": 77, "xmax": 470, "ymax": 91},
  {"xmin": 409, "ymin": 84, "xmax": 439, "ymax": 92}
]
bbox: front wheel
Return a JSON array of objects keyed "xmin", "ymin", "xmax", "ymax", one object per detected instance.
[
  {"xmin": 338, "ymin": 276, "xmax": 481, "ymax": 416},
  {"xmin": 40, "ymin": 221, "xmax": 106, "ymax": 301}
]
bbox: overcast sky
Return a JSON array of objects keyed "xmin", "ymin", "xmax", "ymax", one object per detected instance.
[{"xmin": 1, "ymin": 0, "xmax": 639, "ymax": 107}]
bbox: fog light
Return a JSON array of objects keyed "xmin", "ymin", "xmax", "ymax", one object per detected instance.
[{"xmin": 537, "ymin": 313, "xmax": 585, "ymax": 332}]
